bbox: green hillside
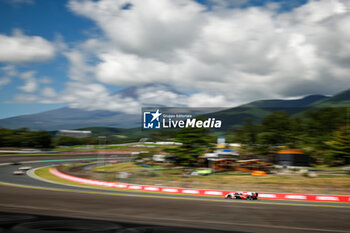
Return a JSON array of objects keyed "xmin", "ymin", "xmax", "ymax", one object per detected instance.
[
  {"xmin": 79, "ymin": 89, "xmax": 349, "ymax": 134},
  {"xmin": 203, "ymin": 94, "xmax": 334, "ymax": 130},
  {"xmin": 312, "ymin": 89, "xmax": 350, "ymax": 107}
]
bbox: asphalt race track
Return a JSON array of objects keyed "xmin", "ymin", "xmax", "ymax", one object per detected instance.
[{"xmin": 0, "ymin": 154, "xmax": 350, "ymax": 233}]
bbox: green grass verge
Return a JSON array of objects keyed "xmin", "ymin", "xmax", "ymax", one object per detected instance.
[
  {"xmin": 90, "ymin": 162, "xmax": 350, "ymax": 195},
  {"xmin": 93, "ymin": 162, "xmax": 183, "ymax": 174},
  {"xmin": 92, "ymin": 162, "xmax": 140, "ymax": 172},
  {"xmin": 312, "ymin": 165, "xmax": 346, "ymax": 172},
  {"xmin": 33, "ymin": 166, "xmax": 218, "ymax": 197},
  {"xmin": 33, "ymin": 166, "xmax": 350, "ymax": 204}
]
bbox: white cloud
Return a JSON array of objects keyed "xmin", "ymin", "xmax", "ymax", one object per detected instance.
[
  {"xmin": 17, "ymin": 71, "xmax": 38, "ymax": 93},
  {"xmin": 0, "ymin": 30, "xmax": 56, "ymax": 63},
  {"xmin": 64, "ymin": 49, "xmax": 95, "ymax": 81},
  {"xmin": 39, "ymin": 78, "xmax": 52, "ymax": 84},
  {"xmin": 1, "ymin": 65, "xmax": 18, "ymax": 76},
  {"xmin": 41, "ymin": 87, "xmax": 57, "ymax": 98},
  {"xmin": 68, "ymin": 0, "xmax": 205, "ymax": 58},
  {"xmin": 18, "ymin": 80, "xmax": 37, "ymax": 93},
  {"xmin": 10, "ymin": 94, "xmax": 38, "ymax": 104},
  {"xmin": 0, "ymin": 77, "xmax": 11, "ymax": 88},
  {"xmin": 58, "ymin": 82, "xmax": 140, "ymax": 114},
  {"xmin": 187, "ymin": 93, "xmax": 231, "ymax": 107},
  {"xmin": 209, "ymin": 0, "xmax": 248, "ymax": 8},
  {"xmin": 32, "ymin": 0, "xmax": 350, "ymax": 112},
  {"xmin": 96, "ymin": 50, "xmax": 171, "ymax": 85}
]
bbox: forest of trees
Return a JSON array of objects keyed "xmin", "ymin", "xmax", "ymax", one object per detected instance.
[
  {"xmin": 231, "ymin": 107, "xmax": 349, "ymax": 165},
  {"xmin": 0, "ymin": 107, "xmax": 348, "ymax": 165},
  {"xmin": 0, "ymin": 128, "xmax": 101, "ymax": 148},
  {"xmin": 158, "ymin": 107, "xmax": 349, "ymax": 166},
  {"xmin": 0, "ymin": 128, "xmax": 52, "ymax": 148},
  {"xmin": 163, "ymin": 126, "xmax": 213, "ymax": 166}
]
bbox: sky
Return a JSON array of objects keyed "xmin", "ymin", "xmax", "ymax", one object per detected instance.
[{"xmin": 0, "ymin": 0, "xmax": 349, "ymax": 119}]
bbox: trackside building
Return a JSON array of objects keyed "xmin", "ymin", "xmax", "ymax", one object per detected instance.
[{"xmin": 277, "ymin": 149, "xmax": 309, "ymax": 167}]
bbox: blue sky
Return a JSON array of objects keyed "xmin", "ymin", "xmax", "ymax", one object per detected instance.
[
  {"xmin": 0, "ymin": 0, "xmax": 108, "ymax": 118},
  {"xmin": 0, "ymin": 0, "xmax": 87, "ymax": 117},
  {"xmin": 0, "ymin": 0, "xmax": 349, "ymax": 119}
]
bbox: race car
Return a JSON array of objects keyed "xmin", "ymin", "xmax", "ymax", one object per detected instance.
[
  {"xmin": 225, "ymin": 192, "xmax": 258, "ymax": 200},
  {"xmin": 13, "ymin": 170, "xmax": 25, "ymax": 175},
  {"xmin": 18, "ymin": 166, "xmax": 32, "ymax": 171}
]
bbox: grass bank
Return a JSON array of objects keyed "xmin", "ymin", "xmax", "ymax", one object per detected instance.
[{"xmin": 91, "ymin": 162, "xmax": 350, "ymax": 194}]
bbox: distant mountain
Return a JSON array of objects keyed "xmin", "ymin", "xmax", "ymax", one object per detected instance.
[
  {"xmin": 0, "ymin": 83, "xmax": 185, "ymax": 130},
  {"xmin": 248, "ymin": 94, "xmax": 328, "ymax": 109},
  {"xmin": 204, "ymin": 90, "xmax": 349, "ymax": 130},
  {"xmin": 0, "ymin": 107, "xmax": 139, "ymax": 131},
  {"xmin": 0, "ymin": 87, "xmax": 348, "ymax": 131},
  {"xmin": 0, "ymin": 84, "xmax": 164, "ymax": 130}
]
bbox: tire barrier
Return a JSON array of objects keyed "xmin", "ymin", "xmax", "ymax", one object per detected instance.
[
  {"xmin": 50, "ymin": 168, "xmax": 350, "ymax": 203},
  {"xmin": 10, "ymin": 220, "xmax": 122, "ymax": 233}
]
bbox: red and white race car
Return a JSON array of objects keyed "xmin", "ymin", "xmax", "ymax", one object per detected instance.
[{"xmin": 225, "ymin": 192, "xmax": 258, "ymax": 200}]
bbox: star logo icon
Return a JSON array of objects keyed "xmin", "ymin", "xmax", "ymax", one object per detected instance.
[
  {"xmin": 150, "ymin": 109, "xmax": 162, "ymax": 122},
  {"xmin": 143, "ymin": 109, "xmax": 162, "ymax": 129}
]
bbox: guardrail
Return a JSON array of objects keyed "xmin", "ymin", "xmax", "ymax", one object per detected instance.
[{"xmin": 50, "ymin": 168, "xmax": 350, "ymax": 203}]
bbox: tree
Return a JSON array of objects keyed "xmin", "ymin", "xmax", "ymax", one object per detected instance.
[
  {"xmin": 261, "ymin": 111, "xmax": 294, "ymax": 144},
  {"xmin": 239, "ymin": 118, "xmax": 260, "ymax": 145},
  {"xmin": 164, "ymin": 126, "xmax": 211, "ymax": 166},
  {"xmin": 22, "ymin": 131, "xmax": 52, "ymax": 148},
  {"xmin": 302, "ymin": 107, "xmax": 347, "ymax": 148},
  {"xmin": 54, "ymin": 136, "xmax": 82, "ymax": 146},
  {"xmin": 324, "ymin": 126, "xmax": 350, "ymax": 165},
  {"xmin": 0, "ymin": 128, "xmax": 52, "ymax": 148}
]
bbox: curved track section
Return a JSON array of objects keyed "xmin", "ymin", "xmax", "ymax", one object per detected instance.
[{"xmin": 0, "ymin": 154, "xmax": 349, "ymax": 233}]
